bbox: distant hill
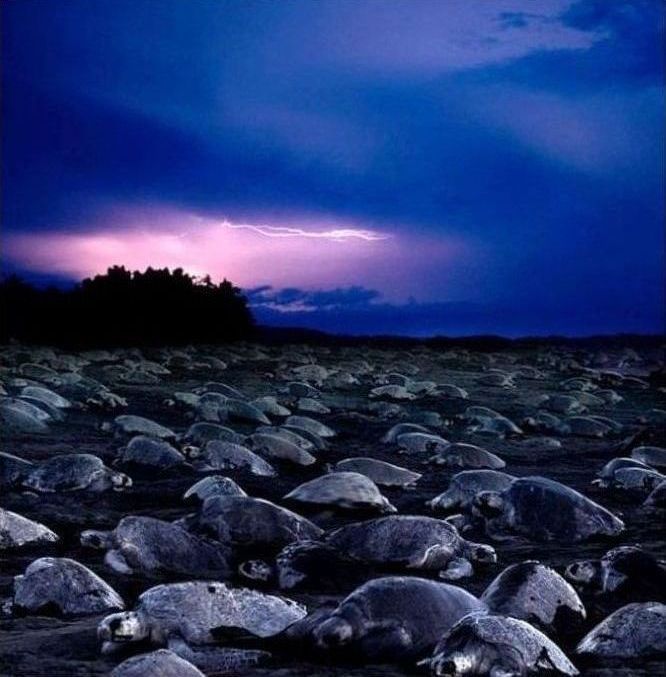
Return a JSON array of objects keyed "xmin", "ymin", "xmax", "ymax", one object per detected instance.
[{"xmin": 0, "ymin": 266, "xmax": 254, "ymax": 347}]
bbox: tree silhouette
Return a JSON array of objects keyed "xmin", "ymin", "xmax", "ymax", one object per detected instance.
[{"xmin": 0, "ymin": 267, "xmax": 254, "ymax": 347}]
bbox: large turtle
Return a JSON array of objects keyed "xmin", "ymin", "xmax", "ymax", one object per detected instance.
[
  {"xmin": 20, "ymin": 385, "xmax": 71, "ymax": 410},
  {"xmin": 429, "ymin": 470, "xmax": 516, "ymax": 513},
  {"xmin": 247, "ymin": 433, "xmax": 316, "ymax": 466},
  {"xmin": 334, "ymin": 457, "xmax": 421, "ymax": 488},
  {"xmin": 284, "ymin": 415, "xmax": 335, "ymax": 438},
  {"xmin": 323, "ymin": 516, "xmax": 496, "ymax": 580},
  {"xmin": 0, "ymin": 508, "xmax": 59, "ymax": 549},
  {"xmin": 481, "ymin": 561, "xmax": 585, "ymax": 637},
  {"xmin": 565, "ymin": 546, "xmax": 666, "ymax": 601},
  {"xmin": 81, "ymin": 516, "xmax": 231, "ymax": 579},
  {"xmin": 8, "ymin": 557, "xmax": 124, "ymax": 616},
  {"xmin": 190, "ymin": 495, "xmax": 323, "ymax": 554},
  {"xmin": 23, "ymin": 454, "xmax": 132, "ymax": 493},
  {"xmin": 284, "ymin": 472, "xmax": 396, "ymax": 514},
  {"xmin": 285, "ymin": 576, "xmax": 485, "ymax": 662},
  {"xmin": 428, "ymin": 443, "xmax": 506, "ymax": 470},
  {"xmin": 382, "ymin": 422, "xmax": 430, "ymax": 444},
  {"xmin": 577, "ymin": 602, "xmax": 666, "ymax": 659},
  {"xmin": 183, "ymin": 475, "xmax": 247, "ymax": 503},
  {"xmin": 193, "ymin": 441, "xmax": 276, "ymax": 476},
  {"xmin": 111, "ymin": 649, "xmax": 204, "ymax": 677},
  {"xmin": 181, "ymin": 422, "xmax": 244, "ymax": 447},
  {"xmin": 472, "ymin": 476, "xmax": 625, "ymax": 542},
  {"xmin": 116, "ymin": 435, "xmax": 190, "ymax": 471},
  {"xmin": 98, "ymin": 581, "xmax": 305, "ymax": 670},
  {"xmin": 106, "ymin": 415, "xmax": 176, "ymax": 440},
  {"xmin": 425, "ymin": 613, "xmax": 579, "ymax": 676},
  {"xmin": 0, "ymin": 399, "xmax": 49, "ymax": 433}
]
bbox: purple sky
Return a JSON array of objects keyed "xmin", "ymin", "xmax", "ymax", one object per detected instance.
[{"xmin": 2, "ymin": 0, "xmax": 664, "ymax": 335}]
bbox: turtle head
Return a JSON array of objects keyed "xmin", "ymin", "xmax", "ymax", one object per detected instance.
[
  {"xmin": 181, "ymin": 444, "xmax": 201, "ymax": 460},
  {"xmin": 110, "ymin": 470, "xmax": 132, "ymax": 491},
  {"xmin": 473, "ymin": 491, "xmax": 504, "ymax": 519},
  {"xmin": 313, "ymin": 616, "xmax": 354, "ymax": 649},
  {"xmin": 466, "ymin": 541, "xmax": 497, "ymax": 565},
  {"xmin": 80, "ymin": 529, "xmax": 112, "ymax": 549},
  {"xmin": 564, "ymin": 559, "xmax": 600, "ymax": 588},
  {"xmin": 98, "ymin": 611, "xmax": 148, "ymax": 651}
]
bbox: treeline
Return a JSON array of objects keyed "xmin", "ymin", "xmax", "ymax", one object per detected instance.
[{"xmin": 0, "ymin": 266, "xmax": 255, "ymax": 347}]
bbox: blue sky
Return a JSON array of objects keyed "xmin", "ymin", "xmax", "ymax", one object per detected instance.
[{"xmin": 2, "ymin": 0, "xmax": 664, "ymax": 336}]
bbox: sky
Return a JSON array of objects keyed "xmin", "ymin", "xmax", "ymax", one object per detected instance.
[{"xmin": 2, "ymin": 0, "xmax": 664, "ymax": 336}]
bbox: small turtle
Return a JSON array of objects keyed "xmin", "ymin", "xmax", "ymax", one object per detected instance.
[
  {"xmin": 111, "ymin": 649, "xmax": 205, "ymax": 677},
  {"xmin": 0, "ymin": 451, "xmax": 35, "ymax": 489},
  {"xmin": 286, "ymin": 576, "xmax": 485, "ymax": 661},
  {"xmin": 247, "ymin": 433, "xmax": 316, "ymax": 466},
  {"xmin": 181, "ymin": 422, "xmax": 244, "ymax": 447},
  {"xmin": 397, "ymin": 432, "xmax": 449, "ymax": 454},
  {"xmin": 285, "ymin": 415, "xmax": 335, "ymax": 438},
  {"xmin": 117, "ymin": 435, "xmax": 189, "ymax": 471},
  {"xmin": 334, "ymin": 457, "xmax": 421, "ymax": 488},
  {"xmin": 191, "ymin": 495, "xmax": 323, "ymax": 553},
  {"xmin": 429, "ymin": 443, "xmax": 506, "ymax": 470},
  {"xmin": 98, "ymin": 581, "xmax": 304, "ymax": 670},
  {"xmin": 81, "ymin": 516, "xmax": 231, "ymax": 579},
  {"xmin": 473, "ymin": 476, "xmax": 624, "ymax": 542},
  {"xmin": 183, "ymin": 476, "xmax": 247, "ymax": 503},
  {"xmin": 0, "ymin": 508, "xmax": 59, "ymax": 549},
  {"xmin": 632, "ymin": 445, "xmax": 666, "ymax": 470},
  {"xmin": 577, "ymin": 602, "xmax": 666, "ymax": 659},
  {"xmin": 252, "ymin": 396, "xmax": 291, "ymax": 417},
  {"xmin": 23, "ymin": 454, "xmax": 132, "ymax": 493},
  {"xmin": 324, "ymin": 516, "xmax": 496, "ymax": 580},
  {"xmin": 382, "ymin": 422, "xmax": 431, "ymax": 444},
  {"xmin": 481, "ymin": 561, "xmax": 585, "ymax": 637},
  {"xmin": 284, "ymin": 472, "xmax": 396, "ymax": 514},
  {"xmin": 193, "ymin": 441, "xmax": 276, "ymax": 477},
  {"xmin": 565, "ymin": 546, "xmax": 666, "ymax": 601},
  {"xmin": 106, "ymin": 415, "xmax": 176, "ymax": 440},
  {"xmin": 428, "ymin": 470, "xmax": 516, "ymax": 513},
  {"xmin": 425, "ymin": 613, "xmax": 579, "ymax": 676},
  {"xmin": 645, "ymin": 479, "xmax": 666, "ymax": 507},
  {"xmin": 9, "ymin": 557, "xmax": 124, "ymax": 616}
]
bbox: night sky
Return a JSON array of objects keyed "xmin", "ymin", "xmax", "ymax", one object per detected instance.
[{"xmin": 2, "ymin": 0, "xmax": 664, "ymax": 336}]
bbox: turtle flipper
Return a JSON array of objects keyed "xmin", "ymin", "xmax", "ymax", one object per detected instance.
[{"xmin": 167, "ymin": 637, "xmax": 271, "ymax": 672}]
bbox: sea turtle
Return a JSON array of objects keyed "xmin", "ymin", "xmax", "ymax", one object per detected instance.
[
  {"xmin": 425, "ymin": 613, "xmax": 579, "ymax": 676},
  {"xmin": 0, "ymin": 451, "xmax": 35, "ymax": 489},
  {"xmin": 98, "ymin": 581, "xmax": 305, "ymax": 670},
  {"xmin": 247, "ymin": 433, "xmax": 316, "ymax": 466},
  {"xmin": 469, "ymin": 415, "xmax": 523, "ymax": 438},
  {"xmin": 190, "ymin": 495, "xmax": 323, "ymax": 553},
  {"xmin": 481, "ymin": 561, "xmax": 585, "ymax": 637},
  {"xmin": 196, "ymin": 382, "xmax": 246, "ymax": 399},
  {"xmin": 81, "ymin": 515, "xmax": 231, "ymax": 579},
  {"xmin": 284, "ymin": 382, "xmax": 321, "ymax": 398},
  {"xmin": 381, "ymin": 422, "xmax": 430, "ymax": 444},
  {"xmin": 428, "ymin": 470, "xmax": 516, "ymax": 513},
  {"xmin": 297, "ymin": 397, "xmax": 330, "ymax": 414},
  {"xmin": 632, "ymin": 445, "xmax": 666, "ymax": 470},
  {"xmin": 472, "ymin": 476, "xmax": 624, "ymax": 542},
  {"xmin": 397, "ymin": 432, "xmax": 450, "ymax": 454},
  {"xmin": 181, "ymin": 422, "xmax": 244, "ymax": 447},
  {"xmin": 600, "ymin": 466, "xmax": 665, "ymax": 495},
  {"xmin": 515, "ymin": 436, "xmax": 562, "ymax": 451},
  {"xmin": 370, "ymin": 385, "xmax": 417, "ymax": 401},
  {"xmin": 286, "ymin": 576, "xmax": 485, "ymax": 662},
  {"xmin": 111, "ymin": 649, "xmax": 204, "ymax": 677},
  {"xmin": 284, "ymin": 472, "xmax": 396, "ymax": 514},
  {"xmin": 334, "ymin": 457, "xmax": 421, "ymax": 488},
  {"xmin": 324, "ymin": 516, "xmax": 496, "ymax": 580},
  {"xmin": 429, "ymin": 443, "xmax": 506, "ymax": 470},
  {"xmin": 0, "ymin": 399, "xmax": 50, "ymax": 433},
  {"xmin": 22, "ymin": 454, "xmax": 132, "ymax": 493},
  {"xmin": 434, "ymin": 384, "xmax": 468, "ymax": 399},
  {"xmin": 252, "ymin": 396, "xmax": 291, "ymax": 417},
  {"xmin": 576, "ymin": 602, "xmax": 666, "ymax": 659},
  {"xmin": 255, "ymin": 426, "xmax": 315, "ymax": 450},
  {"xmin": 116, "ymin": 435, "xmax": 190, "ymax": 471},
  {"xmin": 593, "ymin": 457, "xmax": 652, "ymax": 487},
  {"xmin": 0, "ymin": 508, "xmax": 59, "ymax": 549},
  {"xmin": 183, "ymin": 476, "xmax": 247, "ymax": 503},
  {"xmin": 20, "ymin": 385, "xmax": 71, "ymax": 409},
  {"xmin": 541, "ymin": 395, "xmax": 586, "ymax": 416},
  {"xmin": 106, "ymin": 415, "xmax": 176, "ymax": 441},
  {"xmin": 284, "ymin": 415, "xmax": 335, "ymax": 438},
  {"xmin": 9, "ymin": 557, "xmax": 124, "ymax": 616},
  {"xmin": 223, "ymin": 398, "xmax": 271, "ymax": 425},
  {"xmin": 564, "ymin": 416, "xmax": 611, "ymax": 438},
  {"xmin": 565, "ymin": 546, "xmax": 666, "ymax": 601},
  {"xmin": 193, "ymin": 441, "xmax": 276, "ymax": 477}
]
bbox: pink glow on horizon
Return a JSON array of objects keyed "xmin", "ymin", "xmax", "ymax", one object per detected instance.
[{"xmin": 4, "ymin": 209, "xmax": 470, "ymax": 302}]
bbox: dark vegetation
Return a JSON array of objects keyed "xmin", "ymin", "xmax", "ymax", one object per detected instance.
[{"xmin": 0, "ymin": 266, "xmax": 254, "ymax": 347}]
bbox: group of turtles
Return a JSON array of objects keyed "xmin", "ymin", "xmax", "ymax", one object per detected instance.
[{"xmin": 1, "ymin": 341, "xmax": 665, "ymax": 676}]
